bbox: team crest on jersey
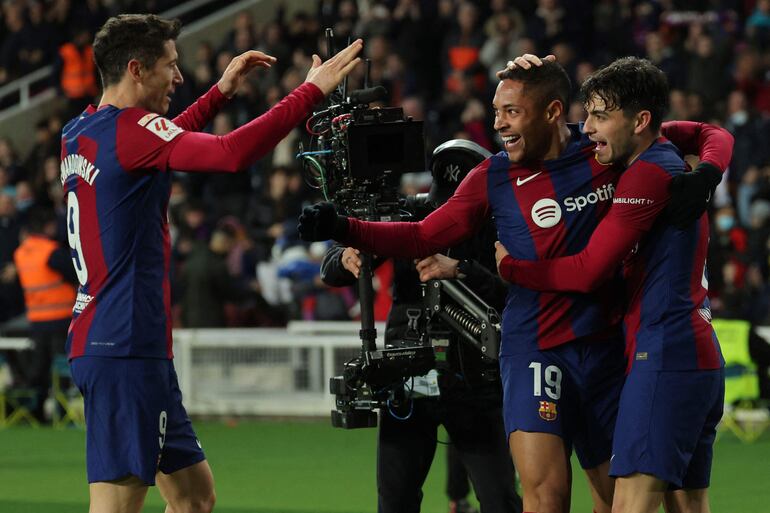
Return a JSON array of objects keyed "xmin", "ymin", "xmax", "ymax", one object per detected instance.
[
  {"xmin": 538, "ymin": 400, "xmax": 558, "ymax": 421},
  {"xmin": 139, "ymin": 115, "xmax": 183, "ymax": 142}
]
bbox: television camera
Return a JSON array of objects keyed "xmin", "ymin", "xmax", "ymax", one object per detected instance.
[{"xmin": 297, "ymin": 30, "xmax": 499, "ymax": 429}]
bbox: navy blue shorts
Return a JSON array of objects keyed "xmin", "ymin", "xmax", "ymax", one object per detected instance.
[
  {"xmin": 610, "ymin": 368, "xmax": 724, "ymax": 489},
  {"xmin": 500, "ymin": 336, "xmax": 626, "ymax": 469},
  {"xmin": 71, "ymin": 357, "xmax": 205, "ymax": 485}
]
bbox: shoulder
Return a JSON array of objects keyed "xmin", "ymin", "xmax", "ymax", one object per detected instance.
[
  {"xmin": 117, "ymin": 108, "xmax": 185, "ymax": 143},
  {"xmin": 636, "ymin": 138, "xmax": 686, "ymax": 177},
  {"xmin": 486, "ymin": 152, "xmax": 510, "ymax": 174}
]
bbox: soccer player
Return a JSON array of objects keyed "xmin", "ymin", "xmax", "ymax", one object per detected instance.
[
  {"xmin": 298, "ymin": 61, "xmax": 732, "ymax": 513},
  {"xmin": 495, "ymin": 57, "xmax": 729, "ymax": 513},
  {"xmin": 61, "ymin": 14, "xmax": 361, "ymax": 513}
]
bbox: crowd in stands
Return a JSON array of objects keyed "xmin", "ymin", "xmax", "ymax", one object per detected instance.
[{"xmin": 2, "ymin": 0, "xmax": 770, "ymax": 331}]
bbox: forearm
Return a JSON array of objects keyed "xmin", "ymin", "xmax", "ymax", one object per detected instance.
[
  {"xmin": 499, "ymin": 219, "xmax": 639, "ymax": 293},
  {"xmin": 172, "ymin": 84, "xmax": 229, "ymax": 131},
  {"xmin": 661, "ymin": 121, "xmax": 734, "ymax": 171},
  {"xmin": 168, "ymin": 82, "xmax": 323, "ymax": 173},
  {"xmin": 342, "ymin": 185, "xmax": 488, "ymax": 258}
]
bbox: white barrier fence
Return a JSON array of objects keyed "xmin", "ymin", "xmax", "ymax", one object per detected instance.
[{"xmin": 173, "ymin": 322, "xmax": 386, "ymax": 416}]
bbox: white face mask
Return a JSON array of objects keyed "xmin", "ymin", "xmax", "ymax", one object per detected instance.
[{"xmin": 730, "ymin": 110, "xmax": 748, "ymax": 126}]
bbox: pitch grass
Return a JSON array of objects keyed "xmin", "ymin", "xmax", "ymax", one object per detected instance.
[{"xmin": 0, "ymin": 419, "xmax": 768, "ymax": 512}]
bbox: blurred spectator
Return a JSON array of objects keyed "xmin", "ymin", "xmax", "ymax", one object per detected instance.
[
  {"xmin": 54, "ymin": 26, "xmax": 99, "ymax": 119},
  {"xmin": 10, "ymin": 206, "xmax": 76, "ymax": 421},
  {"xmin": 724, "ymin": 90, "xmax": 770, "ymax": 185},
  {"xmin": 746, "ymin": 0, "xmax": 770, "ymax": 51},
  {"xmin": 248, "ymin": 166, "xmax": 305, "ymax": 262},
  {"xmin": 178, "ymin": 226, "xmax": 258, "ymax": 328},
  {"xmin": 443, "ymin": 2, "xmax": 485, "ymax": 93}
]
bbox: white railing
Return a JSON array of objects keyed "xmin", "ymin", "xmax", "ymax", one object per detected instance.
[{"xmin": 173, "ymin": 322, "xmax": 386, "ymax": 416}]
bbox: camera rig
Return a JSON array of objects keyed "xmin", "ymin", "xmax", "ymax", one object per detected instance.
[{"xmin": 299, "ymin": 30, "xmax": 499, "ymax": 429}]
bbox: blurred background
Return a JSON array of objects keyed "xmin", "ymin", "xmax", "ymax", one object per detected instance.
[{"xmin": 0, "ymin": 0, "xmax": 769, "ymax": 512}]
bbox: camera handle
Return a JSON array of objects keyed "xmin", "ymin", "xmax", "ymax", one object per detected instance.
[{"xmin": 356, "ymin": 252, "xmax": 378, "ymax": 352}]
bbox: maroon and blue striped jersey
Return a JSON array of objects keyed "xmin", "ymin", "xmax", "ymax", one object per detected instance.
[
  {"xmin": 61, "ymin": 85, "xmax": 228, "ymax": 359},
  {"xmin": 340, "ymin": 122, "xmax": 731, "ymax": 357},
  {"xmin": 61, "ymin": 82, "xmax": 324, "ymax": 359},
  {"xmin": 500, "ymin": 138, "xmax": 729, "ymax": 371}
]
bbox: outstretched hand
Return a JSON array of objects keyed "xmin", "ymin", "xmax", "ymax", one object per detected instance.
[
  {"xmin": 305, "ymin": 39, "xmax": 363, "ymax": 95},
  {"xmin": 217, "ymin": 50, "xmax": 277, "ymax": 98}
]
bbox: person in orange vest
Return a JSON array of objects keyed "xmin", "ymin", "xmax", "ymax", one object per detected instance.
[
  {"xmin": 11, "ymin": 205, "xmax": 77, "ymax": 422},
  {"xmin": 56, "ymin": 26, "xmax": 99, "ymax": 119}
]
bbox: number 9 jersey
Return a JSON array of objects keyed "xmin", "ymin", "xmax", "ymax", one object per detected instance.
[{"xmin": 61, "ymin": 103, "xmax": 187, "ymax": 359}]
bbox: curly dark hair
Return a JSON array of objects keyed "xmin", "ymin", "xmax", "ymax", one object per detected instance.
[
  {"xmin": 93, "ymin": 14, "xmax": 182, "ymax": 88},
  {"xmin": 497, "ymin": 61, "xmax": 571, "ymax": 111},
  {"xmin": 580, "ymin": 57, "xmax": 669, "ymax": 131}
]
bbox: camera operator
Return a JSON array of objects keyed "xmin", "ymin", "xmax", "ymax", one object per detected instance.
[{"xmin": 320, "ymin": 140, "xmax": 523, "ymax": 513}]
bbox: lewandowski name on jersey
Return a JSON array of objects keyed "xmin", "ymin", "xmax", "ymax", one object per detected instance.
[{"xmin": 60, "ymin": 154, "xmax": 101, "ymax": 186}]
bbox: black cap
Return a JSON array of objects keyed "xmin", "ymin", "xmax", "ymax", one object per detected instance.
[{"xmin": 428, "ymin": 139, "xmax": 491, "ymax": 206}]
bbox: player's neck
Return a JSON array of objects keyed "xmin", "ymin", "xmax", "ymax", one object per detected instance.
[
  {"xmin": 543, "ymin": 122, "xmax": 572, "ymax": 160},
  {"xmin": 98, "ymin": 82, "xmax": 141, "ymax": 111},
  {"xmin": 625, "ymin": 131, "xmax": 660, "ymax": 167}
]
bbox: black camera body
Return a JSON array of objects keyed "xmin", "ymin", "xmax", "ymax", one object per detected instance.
[
  {"xmin": 303, "ymin": 102, "xmax": 425, "ymax": 222},
  {"xmin": 330, "ymin": 278, "xmax": 502, "ymax": 429}
]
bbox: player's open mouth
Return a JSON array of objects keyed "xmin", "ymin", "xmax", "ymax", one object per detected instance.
[
  {"xmin": 501, "ymin": 135, "xmax": 521, "ymax": 149},
  {"xmin": 592, "ymin": 140, "xmax": 607, "ymax": 152}
]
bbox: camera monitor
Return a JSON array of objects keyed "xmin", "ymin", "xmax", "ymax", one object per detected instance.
[{"xmin": 346, "ymin": 120, "xmax": 425, "ymax": 181}]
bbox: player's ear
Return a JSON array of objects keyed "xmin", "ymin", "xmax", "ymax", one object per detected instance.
[
  {"xmin": 633, "ymin": 110, "xmax": 652, "ymax": 134},
  {"xmin": 544, "ymin": 99, "xmax": 563, "ymax": 124},
  {"xmin": 127, "ymin": 59, "xmax": 144, "ymax": 83}
]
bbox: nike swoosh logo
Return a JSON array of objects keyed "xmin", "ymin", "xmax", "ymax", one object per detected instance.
[{"xmin": 516, "ymin": 172, "xmax": 542, "ymax": 186}]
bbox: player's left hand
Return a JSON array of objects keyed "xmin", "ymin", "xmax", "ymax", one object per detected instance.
[
  {"xmin": 415, "ymin": 254, "xmax": 459, "ymax": 282},
  {"xmin": 217, "ymin": 50, "xmax": 277, "ymax": 98},
  {"xmin": 666, "ymin": 162, "xmax": 723, "ymax": 229}
]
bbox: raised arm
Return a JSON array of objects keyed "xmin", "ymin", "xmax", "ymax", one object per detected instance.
[
  {"xmin": 173, "ymin": 50, "xmax": 277, "ymax": 131},
  {"xmin": 660, "ymin": 120, "xmax": 733, "ymax": 170},
  {"xmin": 661, "ymin": 121, "xmax": 734, "ymax": 228}
]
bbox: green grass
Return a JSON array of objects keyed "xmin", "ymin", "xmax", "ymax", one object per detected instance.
[{"xmin": 0, "ymin": 420, "xmax": 768, "ymax": 512}]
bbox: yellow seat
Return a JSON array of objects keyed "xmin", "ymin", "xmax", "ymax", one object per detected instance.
[
  {"xmin": 51, "ymin": 354, "xmax": 84, "ymax": 429},
  {"xmin": 0, "ymin": 387, "xmax": 40, "ymax": 428}
]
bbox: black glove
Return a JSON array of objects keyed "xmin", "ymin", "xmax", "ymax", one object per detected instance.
[
  {"xmin": 298, "ymin": 202, "xmax": 349, "ymax": 241},
  {"xmin": 666, "ymin": 162, "xmax": 723, "ymax": 229}
]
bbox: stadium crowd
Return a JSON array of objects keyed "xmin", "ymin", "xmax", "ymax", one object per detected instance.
[{"xmin": 1, "ymin": 0, "xmax": 770, "ymax": 331}]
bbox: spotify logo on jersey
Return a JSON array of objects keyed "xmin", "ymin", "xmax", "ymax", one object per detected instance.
[{"xmin": 531, "ymin": 198, "xmax": 562, "ymax": 228}]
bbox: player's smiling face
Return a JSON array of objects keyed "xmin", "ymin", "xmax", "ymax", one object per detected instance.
[
  {"xmin": 492, "ymin": 79, "xmax": 554, "ymax": 164},
  {"xmin": 582, "ymin": 94, "xmax": 638, "ymax": 166},
  {"xmin": 139, "ymin": 40, "xmax": 183, "ymax": 115}
]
